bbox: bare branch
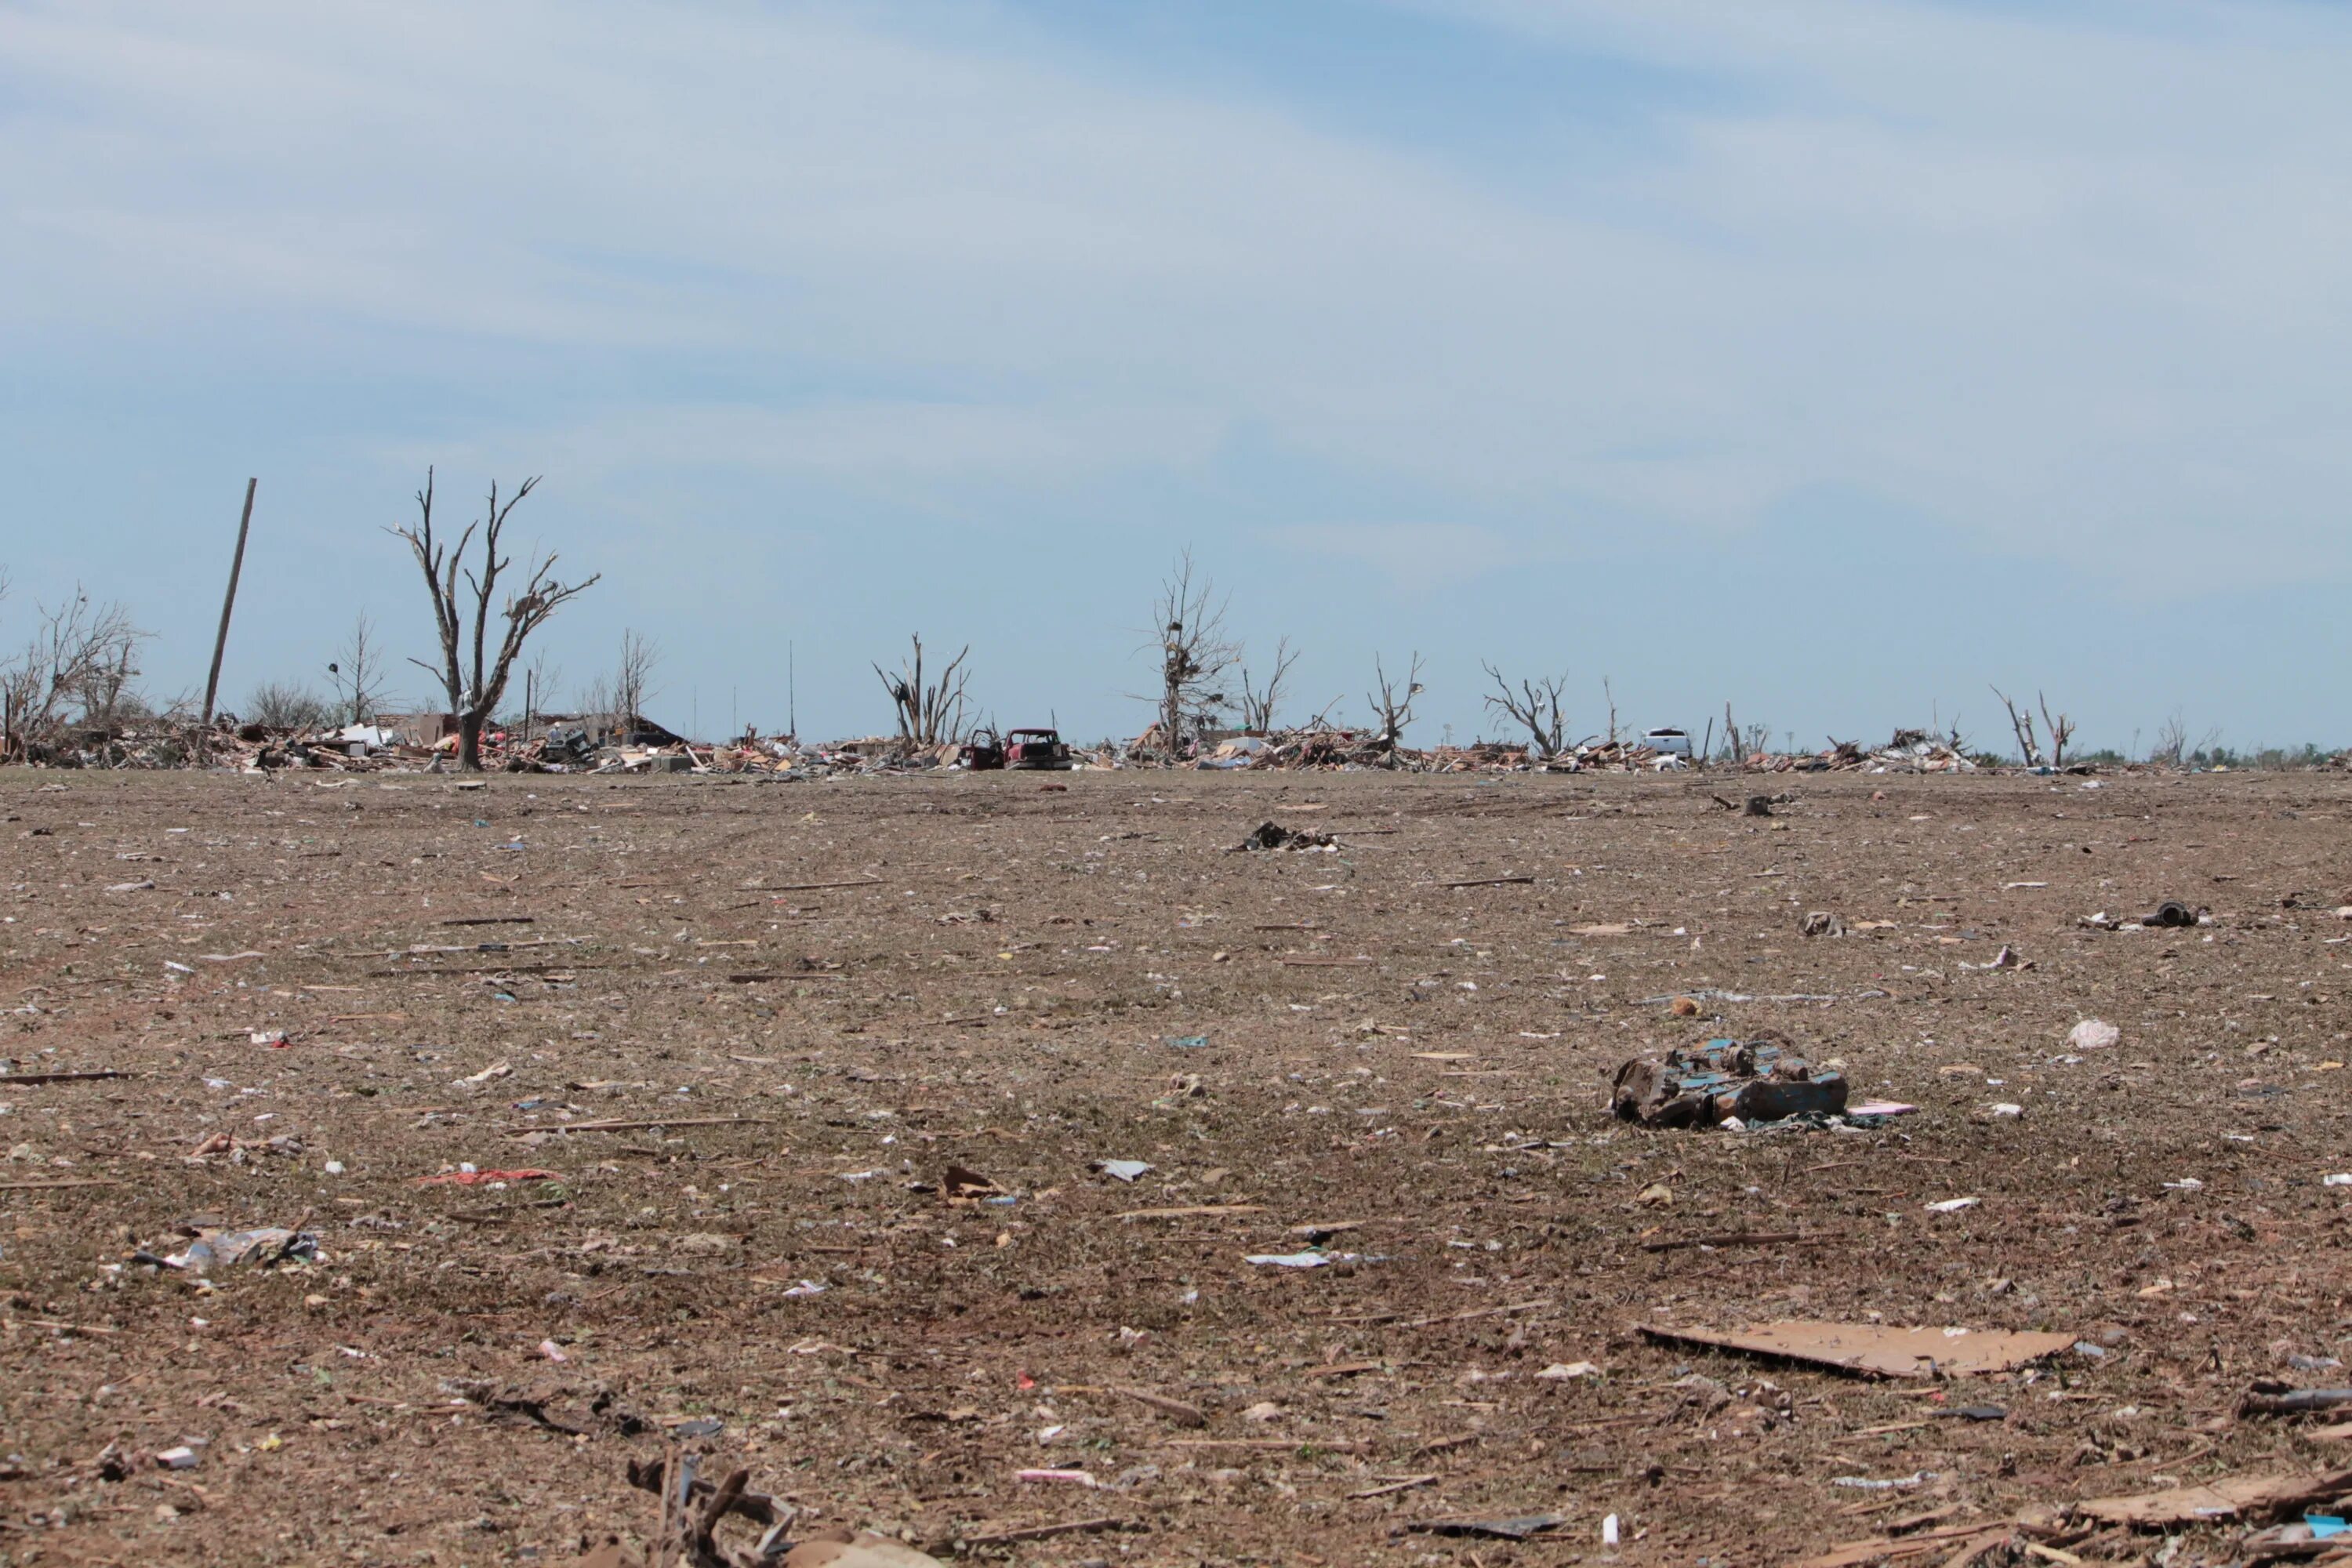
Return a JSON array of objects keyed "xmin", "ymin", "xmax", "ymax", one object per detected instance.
[
  {"xmin": 1481, "ymin": 661, "xmax": 1568, "ymax": 756},
  {"xmin": 0, "ymin": 587, "xmax": 150, "ymax": 757},
  {"xmin": 1990, "ymin": 686, "xmax": 2042, "ymax": 767},
  {"xmin": 389, "ymin": 469, "xmax": 595, "ymax": 769},
  {"xmin": 873, "ymin": 635, "xmax": 972, "ymax": 746},
  {"xmin": 1145, "ymin": 550, "xmax": 1239, "ymax": 760},
  {"xmin": 611, "ymin": 630, "xmax": 661, "ymax": 733},
  {"xmin": 2037, "ymin": 691, "xmax": 2075, "ymax": 770},
  {"xmin": 1236, "ymin": 636, "xmax": 1300, "ymax": 732},
  {"xmin": 326, "ymin": 612, "xmax": 389, "ymax": 726},
  {"xmin": 1367, "ymin": 651, "xmax": 1426, "ymax": 767},
  {"xmin": 245, "ymin": 681, "xmax": 330, "ymax": 728}
]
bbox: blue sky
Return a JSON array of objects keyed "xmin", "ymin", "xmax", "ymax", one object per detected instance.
[{"xmin": 4, "ymin": 0, "xmax": 2348, "ymax": 752}]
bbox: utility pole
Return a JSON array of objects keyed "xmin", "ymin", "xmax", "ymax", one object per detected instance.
[
  {"xmin": 788, "ymin": 641, "xmax": 797, "ymax": 741},
  {"xmin": 200, "ymin": 477, "xmax": 258, "ymax": 731}
]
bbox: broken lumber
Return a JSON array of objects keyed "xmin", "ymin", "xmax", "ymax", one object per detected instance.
[
  {"xmin": 1636, "ymin": 1321, "xmax": 2074, "ymax": 1379},
  {"xmin": 504, "ymin": 1116, "xmax": 769, "ymax": 1135}
]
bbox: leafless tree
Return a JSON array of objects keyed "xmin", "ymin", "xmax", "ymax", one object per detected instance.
[
  {"xmin": 575, "ymin": 674, "xmax": 614, "ymax": 735},
  {"xmin": 390, "ymin": 468, "xmax": 599, "ymax": 771},
  {"xmin": 325, "ymin": 612, "xmax": 389, "ymax": 726},
  {"xmin": 1149, "ymin": 550, "xmax": 1239, "ymax": 756},
  {"xmin": 615, "ymin": 629, "xmax": 661, "ymax": 731},
  {"xmin": 1, "ymin": 586, "xmax": 150, "ymax": 756},
  {"xmin": 2147, "ymin": 710, "xmax": 2219, "ymax": 768},
  {"xmin": 1991, "ymin": 686, "xmax": 2056, "ymax": 766},
  {"xmin": 519, "ymin": 645, "xmax": 563, "ymax": 735},
  {"xmin": 2038, "ymin": 692, "xmax": 2076, "ymax": 769},
  {"xmin": 1236, "ymin": 636, "xmax": 1300, "ymax": 732},
  {"xmin": 245, "ymin": 681, "xmax": 332, "ymax": 728},
  {"xmin": 1716, "ymin": 702, "xmax": 1773, "ymax": 767},
  {"xmin": 1481, "ymin": 661, "xmax": 1568, "ymax": 756},
  {"xmin": 1366, "ymin": 651, "xmax": 1425, "ymax": 765},
  {"xmin": 1602, "ymin": 675, "xmax": 1621, "ymax": 745},
  {"xmin": 874, "ymin": 634, "xmax": 971, "ymax": 746}
]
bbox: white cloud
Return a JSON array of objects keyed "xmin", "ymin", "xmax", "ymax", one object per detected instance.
[
  {"xmin": 1270, "ymin": 522, "xmax": 1516, "ymax": 588},
  {"xmin": 4, "ymin": 0, "xmax": 2351, "ymax": 596},
  {"xmin": 417, "ymin": 400, "xmax": 1229, "ymax": 486}
]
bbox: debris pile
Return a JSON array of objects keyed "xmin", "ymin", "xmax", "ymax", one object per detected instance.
[
  {"xmin": 601, "ymin": 1454, "xmax": 949, "ymax": 1567},
  {"xmin": 1612, "ymin": 1037, "xmax": 1849, "ymax": 1127},
  {"xmin": 1234, "ymin": 820, "xmax": 1338, "ymax": 852}
]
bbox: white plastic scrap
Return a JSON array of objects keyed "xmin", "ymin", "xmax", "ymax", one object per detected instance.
[
  {"xmin": 1244, "ymin": 1250, "xmax": 1356, "ymax": 1269},
  {"xmin": 2067, "ymin": 1019, "xmax": 2121, "ymax": 1050},
  {"xmin": 1094, "ymin": 1160, "xmax": 1152, "ymax": 1183},
  {"xmin": 1925, "ymin": 1197, "xmax": 1980, "ymax": 1213},
  {"xmin": 2325, "ymin": 1174, "xmax": 2352, "ymax": 1188}
]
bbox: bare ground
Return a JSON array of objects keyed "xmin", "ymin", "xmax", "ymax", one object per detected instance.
[{"xmin": 4, "ymin": 768, "xmax": 2351, "ymax": 1566}]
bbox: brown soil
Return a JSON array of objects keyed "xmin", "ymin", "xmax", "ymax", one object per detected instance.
[{"xmin": 3, "ymin": 768, "xmax": 2349, "ymax": 1566}]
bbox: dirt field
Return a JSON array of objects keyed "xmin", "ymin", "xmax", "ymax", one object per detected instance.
[{"xmin": 5, "ymin": 767, "xmax": 2351, "ymax": 1566}]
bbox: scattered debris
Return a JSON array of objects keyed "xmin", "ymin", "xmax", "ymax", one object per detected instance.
[
  {"xmin": 1612, "ymin": 1037, "xmax": 1848, "ymax": 1127},
  {"xmin": 1534, "ymin": 1361, "xmax": 1601, "ymax": 1380},
  {"xmin": 416, "ymin": 1167, "xmax": 559, "ymax": 1186},
  {"xmin": 0, "ymin": 1067, "xmax": 132, "ymax": 1084},
  {"xmin": 1014, "ymin": 1468, "xmax": 1098, "ymax": 1486},
  {"xmin": 1832, "ymin": 1470, "xmax": 1937, "ymax": 1491},
  {"xmin": 938, "ymin": 1164, "xmax": 1004, "ymax": 1202},
  {"xmin": 1407, "ymin": 1514, "xmax": 1570, "ymax": 1541},
  {"xmin": 2241, "ymin": 1385, "xmax": 2352, "ymax": 1417},
  {"xmin": 1236, "ymin": 821, "xmax": 1337, "ymax": 851},
  {"xmin": 2078, "ymin": 1467, "xmax": 2352, "ymax": 1527},
  {"xmin": 2067, "ymin": 1018, "xmax": 2121, "ymax": 1050},
  {"xmin": 162, "ymin": 1227, "xmax": 320, "ymax": 1275},
  {"xmin": 1635, "ymin": 1321, "xmax": 2075, "ymax": 1379},
  {"xmin": 780, "ymin": 1531, "xmax": 946, "ymax": 1566}
]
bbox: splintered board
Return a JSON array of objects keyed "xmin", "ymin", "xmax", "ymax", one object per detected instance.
[{"xmin": 1635, "ymin": 1321, "xmax": 2075, "ymax": 1379}]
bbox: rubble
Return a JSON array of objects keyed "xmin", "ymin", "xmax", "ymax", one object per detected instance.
[
  {"xmin": 0, "ymin": 710, "xmax": 2089, "ymax": 780},
  {"xmin": 1234, "ymin": 820, "xmax": 1337, "ymax": 851},
  {"xmin": 1611, "ymin": 1037, "xmax": 1849, "ymax": 1127}
]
